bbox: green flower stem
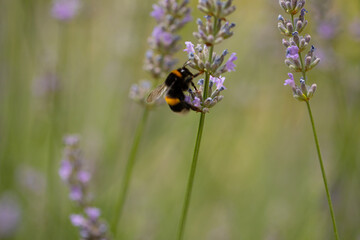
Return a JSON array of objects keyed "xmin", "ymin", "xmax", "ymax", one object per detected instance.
[
  {"xmin": 290, "ymin": 12, "xmax": 339, "ymax": 239},
  {"xmin": 112, "ymin": 106, "xmax": 150, "ymax": 238},
  {"xmin": 177, "ymin": 18, "xmax": 217, "ymax": 240},
  {"xmin": 305, "ymin": 101, "xmax": 340, "ymax": 240}
]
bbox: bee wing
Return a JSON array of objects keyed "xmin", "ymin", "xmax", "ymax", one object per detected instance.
[{"xmin": 146, "ymin": 83, "xmax": 168, "ymax": 103}]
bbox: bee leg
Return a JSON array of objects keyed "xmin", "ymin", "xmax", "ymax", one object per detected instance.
[{"xmin": 190, "ymin": 81, "xmax": 198, "ymax": 91}]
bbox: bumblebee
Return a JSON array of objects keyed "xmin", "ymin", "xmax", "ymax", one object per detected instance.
[{"xmin": 146, "ymin": 64, "xmax": 203, "ymax": 113}]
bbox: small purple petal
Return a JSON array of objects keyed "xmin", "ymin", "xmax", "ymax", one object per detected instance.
[
  {"xmin": 182, "ymin": 13, "xmax": 192, "ymax": 24},
  {"xmin": 286, "ymin": 46, "xmax": 299, "ymax": 60},
  {"xmin": 184, "ymin": 95, "xmax": 191, "ymax": 104},
  {"xmin": 184, "ymin": 41, "xmax": 195, "ymax": 54},
  {"xmin": 85, "ymin": 207, "xmax": 100, "ymax": 221},
  {"xmin": 70, "ymin": 214, "xmax": 86, "ymax": 227},
  {"xmin": 211, "ymin": 76, "xmax": 226, "ymax": 90},
  {"xmin": 225, "ymin": 53, "xmax": 237, "ymax": 72},
  {"xmin": 192, "ymin": 97, "xmax": 201, "ymax": 107},
  {"xmin": 284, "ymin": 73, "xmax": 296, "ymax": 88},
  {"xmin": 59, "ymin": 160, "xmax": 72, "ymax": 181},
  {"xmin": 161, "ymin": 32, "xmax": 174, "ymax": 46},
  {"xmin": 77, "ymin": 171, "xmax": 91, "ymax": 183},
  {"xmin": 69, "ymin": 186, "xmax": 82, "ymax": 201},
  {"xmin": 150, "ymin": 4, "xmax": 165, "ymax": 21}
]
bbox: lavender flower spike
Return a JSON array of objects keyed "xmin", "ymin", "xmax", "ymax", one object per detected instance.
[
  {"xmin": 131, "ymin": 0, "xmax": 192, "ymax": 104},
  {"xmin": 277, "ymin": 2, "xmax": 340, "ymax": 240},
  {"xmin": 60, "ymin": 135, "xmax": 110, "ymax": 240}
]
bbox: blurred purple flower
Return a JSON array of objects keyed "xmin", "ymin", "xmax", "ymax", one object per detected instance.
[
  {"xmin": 185, "ymin": 95, "xmax": 192, "ymax": 104},
  {"xmin": 225, "ymin": 53, "xmax": 237, "ymax": 72},
  {"xmin": 0, "ymin": 193, "xmax": 21, "ymax": 238},
  {"xmin": 182, "ymin": 13, "xmax": 192, "ymax": 24},
  {"xmin": 51, "ymin": 0, "xmax": 81, "ymax": 21},
  {"xmin": 59, "ymin": 160, "xmax": 73, "ymax": 181},
  {"xmin": 85, "ymin": 207, "xmax": 100, "ymax": 221},
  {"xmin": 317, "ymin": 22, "xmax": 336, "ymax": 40},
  {"xmin": 70, "ymin": 214, "xmax": 86, "ymax": 227},
  {"xmin": 192, "ymin": 97, "xmax": 201, "ymax": 107},
  {"xmin": 77, "ymin": 170, "xmax": 91, "ymax": 183},
  {"xmin": 152, "ymin": 27, "xmax": 174, "ymax": 46},
  {"xmin": 284, "ymin": 73, "xmax": 295, "ymax": 88},
  {"xmin": 184, "ymin": 41, "xmax": 195, "ymax": 54},
  {"xmin": 286, "ymin": 46, "xmax": 299, "ymax": 60},
  {"xmin": 69, "ymin": 186, "xmax": 83, "ymax": 201},
  {"xmin": 151, "ymin": 4, "xmax": 165, "ymax": 21}
]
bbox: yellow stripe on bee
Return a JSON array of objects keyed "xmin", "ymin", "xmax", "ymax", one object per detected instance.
[
  {"xmin": 171, "ymin": 69, "xmax": 182, "ymax": 78},
  {"xmin": 165, "ymin": 96, "xmax": 181, "ymax": 106}
]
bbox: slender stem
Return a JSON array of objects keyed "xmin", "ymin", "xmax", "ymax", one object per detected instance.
[
  {"xmin": 291, "ymin": 10, "xmax": 339, "ymax": 240},
  {"xmin": 305, "ymin": 101, "xmax": 339, "ymax": 240},
  {"xmin": 177, "ymin": 17, "xmax": 218, "ymax": 240},
  {"xmin": 177, "ymin": 112, "xmax": 206, "ymax": 240},
  {"xmin": 112, "ymin": 106, "xmax": 150, "ymax": 238}
]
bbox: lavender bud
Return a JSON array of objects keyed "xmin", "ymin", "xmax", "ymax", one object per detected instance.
[
  {"xmin": 285, "ymin": 1, "xmax": 292, "ymax": 11},
  {"xmin": 300, "ymin": 78, "xmax": 307, "ymax": 94},
  {"xmin": 282, "ymin": 39, "xmax": 290, "ymax": 47},
  {"xmin": 307, "ymin": 83, "xmax": 317, "ymax": 98},
  {"xmin": 305, "ymin": 56, "xmax": 312, "ymax": 67},
  {"xmin": 292, "ymin": 31, "xmax": 300, "ymax": 45},
  {"xmin": 286, "ymin": 22, "xmax": 293, "ymax": 33}
]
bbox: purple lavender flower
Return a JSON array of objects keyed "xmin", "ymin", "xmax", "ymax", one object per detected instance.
[
  {"xmin": 69, "ymin": 186, "xmax": 83, "ymax": 201},
  {"xmin": 286, "ymin": 46, "xmax": 299, "ymax": 60},
  {"xmin": 77, "ymin": 170, "xmax": 91, "ymax": 183},
  {"xmin": 212, "ymin": 76, "xmax": 226, "ymax": 90},
  {"xmin": 150, "ymin": 4, "xmax": 165, "ymax": 21},
  {"xmin": 60, "ymin": 135, "xmax": 110, "ymax": 239},
  {"xmin": 51, "ymin": 0, "xmax": 81, "ymax": 21},
  {"xmin": 192, "ymin": 97, "xmax": 201, "ymax": 107},
  {"xmin": 85, "ymin": 207, "xmax": 101, "ymax": 221},
  {"xmin": 71, "ymin": 214, "xmax": 86, "ymax": 227},
  {"xmin": 59, "ymin": 160, "xmax": 73, "ymax": 181},
  {"xmin": 284, "ymin": 73, "xmax": 295, "ymax": 88},
  {"xmin": 0, "ymin": 193, "xmax": 21, "ymax": 238},
  {"xmin": 184, "ymin": 41, "xmax": 195, "ymax": 54},
  {"xmin": 225, "ymin": 53, "xmax": 237, "ymax": 72},
  {"xmin": 143, "ymin": 0, "xmax": 191, "ymax": 80}
]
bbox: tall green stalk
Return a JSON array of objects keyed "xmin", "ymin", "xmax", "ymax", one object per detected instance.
[
  {"xmin": 305, "ymin": 101, "xmax": 339, "ymax": 240},
  {"xmin": 112, "ymin": 106, "xmax": 150, "ymax": 237},
  {"xmin": 289, "ymin": 12, "xmax": 339, "ymax": 239},
  {"xmin": 176, "ymin": 18, "xmax": 217, "ymax": 240}
]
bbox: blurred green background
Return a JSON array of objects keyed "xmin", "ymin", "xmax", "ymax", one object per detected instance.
[{"xmin": 1, "ymin": 0, "xmax": 360, "ymax": 239}]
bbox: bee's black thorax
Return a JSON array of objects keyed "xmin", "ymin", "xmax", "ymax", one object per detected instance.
[{"xmin": 164, "ymin": 67, "xmax": 195, "ymax": 113}]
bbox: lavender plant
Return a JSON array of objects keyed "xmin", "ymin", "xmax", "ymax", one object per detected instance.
[
  {"xmin": 113, "ymin": 0, "xmax": 191, "ymax": 236},
  {"xmin": 59, "ymin": 135, "xmax": 110, "ymax": 240},
  {"xmin": 278, "ymin": 1, "xmax": 339, "ymax": 239},
  {"xmin": 177, "ymin": 0, "xmax": 236, "ymax": 239}
]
